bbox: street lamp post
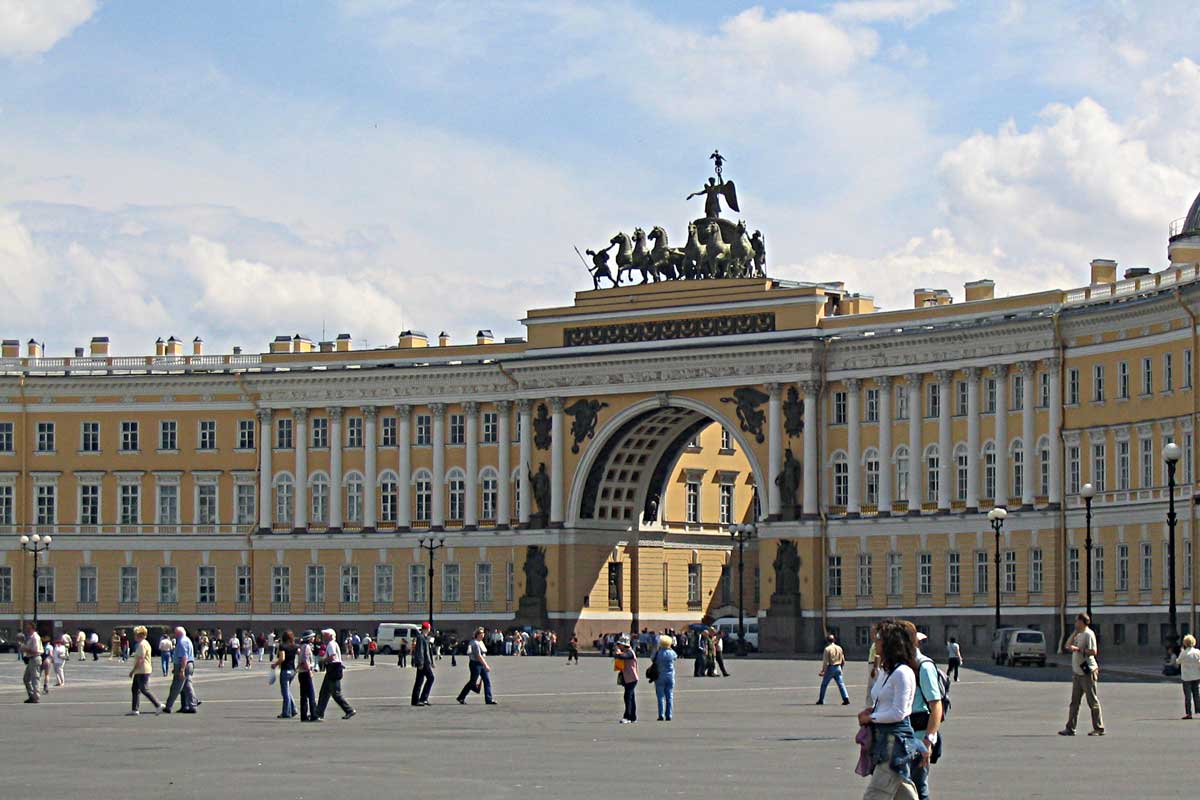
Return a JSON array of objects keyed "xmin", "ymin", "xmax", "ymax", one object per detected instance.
[
  {"xmin": 1165, "ymin": 442, "xmax": 1182, "ymax": 646},
  {"xmin": 986, "ymin": 507, "xmax": 1007, "ymax": 631},
  {"xmin": 728, "ymin": 507, "xmax": 757, "ymax": 658},
  {"xmin": 417, "ymin": 536, "xmax": 445, "ymax": 631},
  {"xmin": 1080, "ymin": 482, "xmax": 1096, "ymax": 620},
  {"xmin": 18, "ymin": 533, "xmax": 52, "ymax": 629}
]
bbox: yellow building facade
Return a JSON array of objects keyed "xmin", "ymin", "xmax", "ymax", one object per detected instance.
[{"xmin": 6, "ymin": 194, "xmax": 1200, "ymax": 655}]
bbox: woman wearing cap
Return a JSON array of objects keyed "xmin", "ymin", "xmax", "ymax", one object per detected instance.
[
  {"xmin": 297, "ymin": 631, "xmax": 318, "ymax": 721},
  {"xmin": 272, "ymin": 629, "xmax": 298, "ymax": 719},
  {"xmin": 614, "ymin": 636, "xmax": 639, "ymax": 724},
  {"xmin": 127, "ymin": 626, "xmax": 163, "ymax": 716}
]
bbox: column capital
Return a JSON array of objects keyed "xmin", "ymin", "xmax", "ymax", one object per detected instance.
[
  {"xmin": 430, "ymin": 403, "xmax": 446, "ymax": 419},
  {"xmin": 876, "ymin": 375, "xmax": 893, "ymax": 390},
  {"xmin": 845, "ymin": 377, "xmax": 862, "ymax": 392},
  {"xmin": 395, "ymin": 403, "xmax": 411, "ymax": 420},
  {"xmin": 1042, "ymin": 356, "xmax": 1062, "ymax": 371},
  {"xmin": 256, "ymin": 407, "xmax": 273, "ymax": 424},
  {"xmin": 516, "ymin": 399, "xmax": 533, "ymax": 413},
  {"xmin": 990, "ymin": 363, "xmax": 1009, "ymax": 379},
  {"xmin": 463, "ymin": 401, "xmax": 479, "ymax": 416},
  {"xmin": 765, "ymin": 382, "xmax": 783, "ymax": 399},
  {"xmin": 495, "ymin": 399, "xmax": 512, "ymax": 413},
  {"xmin": 362, "ymin": 405, "xmax": 378, "ymax": 420},
  {"xmin": 327, "ymin": 406, "xmax": 343, "ymax": 421},
  {"xmin": 292, "ymin": 407, "xmax": 308, "ymax": 423},
  {"xmin": 800, "ymin": 380, "xmax": 821, "ymax": 396},
  {"xmin": 1016, "ymin": 360, "xmax": 1036, "ymax": 377},
  {"xmin": 965, "ymin": 366, "xmax": 981, "ymax": 381},
  {"xmin": 906, "ymin": 372, "xmax": 923, "ymax": 387},
  {"xmin": 549, "ymin": 397, "xmax": 564, "ymax": 413},
  {"xmin": 935, "ymin": 370, "xmax": 952, "ymax": 385}
]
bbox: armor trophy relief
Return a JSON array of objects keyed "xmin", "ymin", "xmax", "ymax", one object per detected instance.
[{"xmin": 582, "ymin": 150, "xmax": 767, "ymax": 289}]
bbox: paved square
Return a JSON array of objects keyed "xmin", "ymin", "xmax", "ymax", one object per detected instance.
[{"xmin": 0, "ymin": 652, "xmax": 1191, "ymax": 798}]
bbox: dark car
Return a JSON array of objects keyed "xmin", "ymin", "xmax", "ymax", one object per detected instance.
[{"xmin": 0, "ymin": 637, "xmax": 19, "ymax": 653}]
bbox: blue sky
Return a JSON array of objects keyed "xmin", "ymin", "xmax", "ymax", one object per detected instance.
[{"xmin": 2, "ymin": 1, "xmax": 1199, "ymax": 353}]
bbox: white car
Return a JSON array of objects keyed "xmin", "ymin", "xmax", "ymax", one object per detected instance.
[
  {"xmin": 374, "ymin": 623, "xmax": 423, "ymax": 655},
  {"xmin": 713, "ymin": 617, "xmax": 759, "ymax": 652}
]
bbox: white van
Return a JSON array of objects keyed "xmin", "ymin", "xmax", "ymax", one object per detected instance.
[
  {"xmin": 1002, "ymin": 629, "xmax": 1047, "ymax": 667},
  {"xmin": 375, "ymin": 623, "xmax": 423, "ymax": 655},
  {"xmin": 713, "ymin": 617, "xmax": 759, "ymax": 652}
]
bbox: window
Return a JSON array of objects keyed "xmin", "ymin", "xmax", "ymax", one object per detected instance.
[
  {"xmin": 310, "ymin": 476, "xmax": 328, "ymax": 523},
  {"xmin": 1039, "ymin": 372, "xmax": 1050, "ymax": 407},
  {"xmin": 238, "ymin": 419, "xmax": 255, "ymax": 450},
  {"xmin": 310, "ymin": 417, "xmax": 328, "ymax": 449},
  {"xmin": 1039, "ymin": 440, "xmax": 1051, "ymax": 497},
  {"xmin": 718, "ymin": 564, "xmax": 732, "ymax": 605},
  {"xmin": 443, "ymin": 563, "xmax": 460, "ymax": 603},
  {"xmin": 1012, "ymin": 374, "xmax": 1024, "ymax": 410},
  {"xmin": 198, "ymin": 420, "xmax": 216, "ymax": 451},
  {"xmin": 1092, "ymin": 364, "xmax": 1104, "ymax": 402},
  {"xmin": 895, "ymin": 447, "xmax": 909, "ymax": 503},
  {"xmin": 346, "ymin": 475, "xmax": 363, "ymax": 523},
  {"xmin": 159, "ymin": 566, "xmax": 178, "ymax": 604},
  {"xmin": 475, "ymin": 562, "xmax": 493, "ymax": 603},
  {"xmin": 119, "ymin": 566, "xmax": 138, "ymax": 604},
  {"xmin": 720, "ymin": 427, "xmax": 732, "ymax": 451},
  {"xmin": 272, "ymin": 565, "xmax": 290, "ymax": 604},
  {"xmin": 887, "ymin": 552, "xmax": 902, "ymax": 596},
  {"xmin": 918, "ymin": 552, "xmax": 932, "ymax": 595},
  {"xmin": 197, "ymin": 484, "xmax": 217, "ymax": 524},
  {"xmin": 79, "ymin": 484, "xmax": 99, "ymax": 525},
  {"xmin": 123, "ymin": 420, "xmax": 141, "ymax": 452},
  {"xmin": 833, "ymin": 392, "xmax": 847, "ymax": 425},
  {"xmin": 1186, "ymin": 539, "xmax": 1194, "ymax": 591},
  {"xmin": 1117, "ymin": 544, "xmax": 1129, "ymax": 592},
  {"xmin": 1142, "ymin": 357, "xmax": 1153, "ymax": 395},
  {"xmin": 686, "ymin": 481, "xmax": 700, "ymax": 523},
  {"xmin": 1030, "ymin": 548, "xmax": 1043, "ymax": 593},
  {"xmin": 36, "ymin": 421, "xmax": 54, "ymax": 453},
  {"xmin": 1067, "ymin": 369, "xmax": 1080, "ymax": 405},
  {"xmin": 1165, "ymin": 352, "xmax": 1175, "ymax": 392},
  {"xmin": 1118, "ymin": 361, "xmax": 1129, "ymax": 399},
  {"xmin": 1117, "ymin": 440, "xmax": 1130, "ymax": 490},
  {"xmin": 35, "ymin": 483, "xmax": 55, "ymax": 524},
  {"xmin": 381, "ymin": 478, "xmax": 399, "ymax": 523},
  {"xmin": 975, "ymin": 551, "xmax": 989, "ymax": 594},
  {"xmin": 341, "ymin": 564, "xmax": 359, "ymax": 604},
  {"xmin": 78, "ymin": 566, "xmax": 97, "ymax": 604},
  {"xmin": 236, "ymin": 565, "xmax": 251, "ymax": 604},
  {"xmin": 0, "ymin": 485, "xmax": 11, "ymax": 525},
  {"xmin": 36, "ymin": 567, "xmax": 54, "ymax": 603},
  {"xmin": 449, "ymin": 414, "xmax": 465, "ymax": 445},
  {"xmin": 157, "ymin": 484, "xmax": 178, "ymax": 524},
  {"xmin": 926, "ymin": 383, "xmax": 939, "ymax": 418},
  {"xmin": 1004, "ymin": 551, "xmax": 1017, "ymax": 593},
  {"xmin": 827, "ymin": 555, "xmax": 842, "ymax": 597},
  {"xmin": 1091, "ymin": 546, "xmax": 1105, "ymax": 593},
  {"xmin": 1092, "ymin": 442, "xmax": 1106, "ymax": 492},
  {"xmin": 347, "ymin": 416, "xmax": 363, "ymax": 448},
  {"xmin": 926, "ymin": 449, "xmax": 939, "ymax": 503},
  {"xmin": 1068, "ymin": 547, "xmax": 1080, "ymax": 593},
  {"xmin": 662, "ymin": 563, "xmax": 669, "ymax": 608},
  {"xmin": 984, "ymin": 442, "xmax": 997, "ymax": 500},
  {"xmin": 955, "ymin": 381, "xmax": 968, "ymax": 416},
  {"xmin": 857, "ymin": 552, "xmax": 872, "ymax": 596},
  {"xmin": 198, "ymin": 565, "xmax": 216, "ymax": 605},
  {"xmin": 985, "ymin": 378, "xmax": 997, "ymax": 413},
  {"xmin": 447, "ymin": 472, "xmax": 465, "ymax": 520},
  {"xmin": 1186, "ymin": 349, "xmax": 1194, "ymax": 389},
  {"xmin": 415, "ymin": 414, "xmax": 431, "ymax": 445},
  {"xmin": 947, "ymin": 551, "xmax": 961, "ymax": 594},
  {"xmin": 80, "ymin": 421, "xmax": 99, "ymax": 453},
  {"xmin": 1068, "ymin": 445, "xmax": 1081, "ymax": 495},
  {"xmin": 275, "ymin": 475, "xmax": 294, "ymax": 524},
  {"xmin": 307, "ymin": 566, "xmax": 326, "ymax": 604},
  {"xmin": 1141, "ymin": 542, "xmax": 1153, "ymax": 591},
  {"xmin": 832, "ymin": 455, "xmax": 848, "ymax": 506},
  {"xmin": 865, "ymin": 454, "xmax": 880, "ymax": 505},
  {"xmin": 896, "ymin": 387, "xmax": 909, "ymax": 420},
  {"xmin": 276, "ymin": 417, "xmax": 293, "ymax": 449},
  {"xmin": 153, "ymin": 422, "xmax": 172, "ymax": 453},
  {"xmin": 381, "ymin": 416, "xmax": 397, "ymax": 447},
  {"xmin": 375, "ymin": 564, "xmax": 394, "ymax": 604},
  {"xmin": 414, "ymin": 473, "xmax": 432, "ymax": 522},
  {"xmin": 235, "ymin": 484, "xmax": 256, "ymax": 525},
  {"xmin": 1012, "ymin": 443, "xmax": 1024, "ymax": 500},
  {"xmin": 687, "ymin": 563, "xmax": 702, "ymax": 607},
  {"xmin": 719, "ymin": 484, "xmax": 733, "ymax": 525},
  {"xmin": 408, "ymin": 564, "xmax": 426, "ymax": 603},
  {"xmin": 482, "ymin": 412, "xmax": 498, "ymax": 444},
  {"xmin": 866, "ymin": 388, "xmax": 879, "ymax": 422}
]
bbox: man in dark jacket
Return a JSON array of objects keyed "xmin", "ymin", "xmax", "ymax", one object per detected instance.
[{"xmin": 411, "ymin": 622, "xmax": 436, "ymax": 706}]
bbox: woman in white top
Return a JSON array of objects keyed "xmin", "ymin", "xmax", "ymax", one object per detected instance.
[
  {"xmin": 1175, "ymin": 633, "xmax": 1200, "ymax": 719},
  {"xmin": 52, "ymin": 637, "xmax": 68, "ymax": 686},
  {"xmin": 242, "ymin": 634, "xmax": 253, "ymax": 669},
  {"xmin": 858, "ymin": 622, "xmax": 923, "ymax": 800},
  {"xmin": 229, "ymin": 632, "xmax": 241, "ymax": 668}
]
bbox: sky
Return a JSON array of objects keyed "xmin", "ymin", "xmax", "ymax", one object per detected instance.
[{"xmin": 2, "ymin": 0, "xmax": 1200, "ymax": 355}]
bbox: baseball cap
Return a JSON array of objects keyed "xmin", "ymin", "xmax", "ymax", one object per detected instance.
[
  {"xmin": 421, "ymin": 621, "xmax": 431, "ymax": 630},
  {"xmin": 916, "ymin": 631, "xmax": 928, "ymax": 642}
]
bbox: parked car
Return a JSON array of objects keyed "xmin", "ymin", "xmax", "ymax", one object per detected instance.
[
  {"xmin": 1002, "ymin": 629, "xmax": 1047, "ymax": 667},
  {"xmin": 991, "ymin": 627, "xmax": 1019, "ymax": 664},
  {"xmin": 713, "ymin": 617, "xmax": 759, "ymax": 652},
  {"xmin": 0, "ymin": 637, "xmax": 18, "ymax": 653}
]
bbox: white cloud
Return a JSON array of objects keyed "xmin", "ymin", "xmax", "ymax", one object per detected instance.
[
  {"xmin": 0, "ymin": 0, "xmax": 96, "ymax": 59},
  {"xmin": 830, "ymin": 0, "xmax": 955, "ymax": 26}
]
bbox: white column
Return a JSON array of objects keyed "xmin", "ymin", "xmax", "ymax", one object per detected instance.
[
  {"xmin": 293, "ymin": 408, "xmax": 308, "ymax": 530},
  {"xmin": 363, "ymin": 406, "xmax": 378, "ymax": 531},
  {"xmin": 846, "ymin": 378, "xmax": 862, "ymax": 516},
  {"xmin": 396, "ymin": 405, "xmax": 412, "ymax": 530},
  {"xmin": 937, "ymin": 370, "xmax": 952, "ymax": 513},
  {"xmin": 431, "ymin": 403, "xmax": 446, "ymax": 530},
  {"xmin": 966, "ymin": 367, "xmax": 981, "ymax": 512},
  {"xmin": 328, "ymin": 407, "xmax": 343, "ymax": 531},
  {"xmin": 907, "ymin": 373, "xmax": 922, "ymax": 515},
  {"xmin": 767, "ymin": 383, "xmax": 783, "ymax": 519},
  {"xmin": 464, "ymin": 401, "xmax": 479, "ymax": 530},
  {"xmin": 257, "ymin": 408, "xmax": 272, "ymax": 532},
  {"xmin": 518, "ymin": 400, "xmax": 532, "ymax": 526},
  {"xmin": 496, "ymin": 400, "xmax": 512, "ymax": 529},
  {"xmin": 801, "ymin": 381, "xmax": 819, "ymax": 519},
  {"xmin": 877, "ymin": 377, "xmax": 893, "ymax": 515},
  {"xmin": 1020, "ymin": 361, "xmax": 1036, "ymax": 509},
  {"xmin": 1046, "ymin": 357, "xmax": 1063, "ymax": 507},
  {"xmin": 992, "ymin": 364, "xmax": 1009, "ymax": 508},
  {"xmin": 550, "ymin": 397, "xmax": 565, "ymax": 526}
]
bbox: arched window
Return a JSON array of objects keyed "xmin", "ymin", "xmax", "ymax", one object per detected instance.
[
  {"xmin": 379, "ymin": 470, "xmax": 399, "ymax": 524},
  {"xmin": 273, "ymin": 473, "xmax": 294, "ymax": 525},
  {"xmin": 924, "ymin": 444, "xmax": 940, "ymax": 504},
  {"xmin": 310, "ymin": 473, "xmax": 329, "ymax": 524},
  {"xmin": 447, "ymin": 468, "xmax": 466, "ymax": 521},
  {"xmin": 1011, "ymin": 439, "xmax": 1025, "ymax": 501},
  {"xmin": 1037, "ymin": 436, "xmax": 1051, "ymax": 497},
  {"xmin": 863, "ymin": 448, "xmax": 880, "ymax": 506},
  {"xmin": 954, "ymin": 444, "xmax": 969, "ymax": 502},
  {"xmin": 983, "ymin": 442, "xmax": 997, "ymax": 501},
  {"xmin": 480, "ymin": 467, "xmax": 499, "ymax": 520},
  {"xmin": 344, "ymin": 471, "xmax": 364, "ymax": 524},
  {"xmin": 831, "ymin": 452, "xmax": 848, "ymax": 507},
  {"xmin": 894, "ymin": 446, "xmax": 909, "ymax": 503},
  {"xmin": 413, "ymin": 469, "xmax": 433, "ymax": 523}
]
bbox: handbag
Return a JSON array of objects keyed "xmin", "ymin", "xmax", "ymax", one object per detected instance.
[
  {"xmin": 647, "ymin": 660, "xmax": 660, "ymax": 683},
  {"xmin": 267, "ymin": 667, "xmax": 277, "ymax": 686},
  {"xmin": 617, "ymin": 672, "xmax": 626, "ymax": 686}
]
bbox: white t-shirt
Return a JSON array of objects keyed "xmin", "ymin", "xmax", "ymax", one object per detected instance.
[
  {"xmin": 52, "ymin": 644, "xmax": 67, "ymax": 665},
  {"xmin": 869, "ymin": 665, "xmax": 916, "ymax": 724},
  {"xmin": 23, "ymin": 632, "xmax": 41, "ymax": 658},
  {"xmin": 947, "ymin": 642, "xmax": 961, "ymax": 659},
  {"xmin": 229, "ymin": 636, "xmax": 240, "ymax": 650},
  {"xmin": 1070, "ymin": 628, "xmax": 1099, "ymax": 675},
  {"xmin": 468, "ymin": 639, "xmax": 487, "ymax": 662}
]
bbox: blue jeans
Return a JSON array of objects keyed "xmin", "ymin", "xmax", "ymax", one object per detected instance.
[
  {"xmin": 458, "ymin": 660, "xmax": 494, "ymax": 702},
  {"xmin": 160, "ymin": 653, "xmax": 171, "ymax": 676},
  {"xmin": 279, "ymin": 668, "xmax": 296, "ymax": 717},
  {"xmin": 622, "ymin": 679, "xmax": 638, "ymax": 721},
  {"xmin": 911, "ymin": 758, "xmax": 930, "ymax": 800},
  {"xmin": 655, "ymin": 675, "xmax": 675, "ymax": 719},
  {"xmin": 818, "ymin": 665, "xmax": 848, "ymax": 703}
]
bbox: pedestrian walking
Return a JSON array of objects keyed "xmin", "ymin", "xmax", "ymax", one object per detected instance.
[
  {"xmin": 457, "ymin": 627, "xmax": 498, "ymax": 705},
  {"xmin": 76, "ymin": 630, "xmax": 86, "ymax": 662},
  {"xmin": 397, "ymin": 639, "xmax": 408, "ymax": 668},
  {"xmin": 163, "ymin": 626, "xmax": 197, "ymax": 714},
  {"xmin": 242, "ymin": 633, "xmax": 253, "ymax": 669},
  {"xmin": 297, "ymin": 631, "xmax": 318, "ymax": 722},
  {"xmin": 1059, "ymin": 612, "xmax": 1105, "ymax": 737},
  {"xmin": 651, "ymin": 635, "xmax": 677, "ymax": 721},
  {"xmin": 109, "ymin": 629, "xmax": 120, "ymax": 660},
  {"xmin": 367, "ymin": 636, "xmax": 376, "ymax": 666},
  {"xmin": 158, "ymin": 633, "xmax": 173, "ymax": 677},
  {"xmin": 120, "ymin": 631, "xmax": 130, "ymax": 661},
  {"xmin": 1175, "ymin": 633, "xmax": 1200, "ymax": 719},
  {"xmin": 856, "ymin": 621, "xmax": 926, "ymax": 800},
  {"xmin": 21, "ymin": 623, "xmax": 41, "ymax": 703},
  {"xmin": 946, "ymin": 637, "xmax": 962, "ymax": 682},
  {"xmin": 127, "ymin": 626, "xmax": 163, "ymax": 716},
  {"xmin": 411, "ymin": 622, "xmax": 435, "ymax": 706},
  {"xmin": 256, "ymin": 632, "xmax": 266, "ymax": 663},
  {"xmin": 315, "ymin": 629, "xmax": 355, "ymax": 721},
  {"xmin": 911, "ymin": 631, "xmax": 944, "ymax": 800},
  {"xmin": 817, "ymin": 633, "xmax": 851, "ymax": 705},
  {"xmin": 88, "ymin": 630, "xmax": 99, "ymax": 661},
  {"xmin": 229, "ymin": 632, "xmax": 241, "ymax": 669},
  {"xmin": 713, "ymin": 629, "xmax": 730, "ymax": 677},
  {"xmin": 52, "ymin": 636, "xmax": 68, "ymax": 686},
  {"xmin": 567, "ymin": 634, "xmax": 579, "ymax": 665},
  {"xmin": 272, "ymin": 630, "xmax": 298, "ymax": 719}
]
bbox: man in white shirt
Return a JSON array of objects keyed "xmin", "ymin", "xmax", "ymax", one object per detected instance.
[
  {"xmin": 315, "ymin": 629, "xmax": 356, "ymax": 721},
  {"xmin": 1059, "ymin": 612, "xmax": 1105, "ymax": 736},
  {"xmin": 946, "ymin": 637, "xmax": 962, "ymax": 682},
  {"xmin": 88, "ymin": 631, "xmax": 99, "ymax": 661},
  {"xmin": 456, "ymin": 627, "xmax": 497, "ymax": 705},
  {"xmin": 21, "ymin": 624, "xmax": 42, "ymax": 703}
]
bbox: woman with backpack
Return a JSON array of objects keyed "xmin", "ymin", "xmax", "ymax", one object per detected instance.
[
  {"xmin": 649, "ymin": 635, "xmax": 677, "ymax": 721},
  {"xmin": 856, "ymin": 621, "xmax": 926, "ymax": 800}
]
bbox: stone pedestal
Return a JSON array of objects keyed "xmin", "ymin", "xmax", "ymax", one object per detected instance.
[
  {"xmin": 516, "ymin": 596, "xmax": 548, "ymax": 629},
  {"xmin": 761, "ymin": 592, "xmax": 810, "ymax": 654}
]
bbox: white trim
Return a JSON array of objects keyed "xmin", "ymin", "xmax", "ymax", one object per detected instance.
[{"xmin": 548, "ymin": 610, "xmax": 706, "ymax": 622}]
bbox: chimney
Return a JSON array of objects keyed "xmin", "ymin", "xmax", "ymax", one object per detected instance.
[
  {"xmin": 154, "ymin": 337, "xmax": 166, "ymax": 357},
  {"xmin": 192, "ymin": 337, "xmax": 203, "ymax": 356},
  {"xmin": 1090, "ymin": 259, "xmax": 1117, "ymax": 285},
  {"xmin": 475, "ymin": 329, "xmax": 494, "ymax": 345},
  {"xmin": 964, "ymin": 279, "xmax": 995, "ymax": 302},
  {"xmin": 165, "ymin": 336, "xmax": 183, "ymax": 356},
  {"xmin": 319, "ymin": 341, "xmax": 335, "ymax": 353},
  {"xmin": 232, "ymin": 346, "xmax": 243, "ymax": 356},
  {"xmin": 27, "ymin": 339, "xmax": 41, "ymax": 358},
  {"xmin": 89, "ymin": 336, "xmax": 110, "ymax": 357},
  {"xmin": 1, "ymin": 340, "xmax": 19, "ymax": 358},
  {"xmin": 335, "ymin": 333, "xmax": 352, "ymax": 352},
  {"xmin": 1123, "ymin": 267, "xmax": 1151, "ymax": 280},
  {"xmin": 438, "ymin": 331, "xmax": 450, "ymax": 347},
  {"xmin": 74, "ymin": 347, "xmax": 85, "ymax": 358},
  {"xmin": 913, "ymin": 288, "xmax": 936, "ymax": 308},
  {"xmin": 270, "ymin": 335, "xmax": 292, "ymax": 354},
  {"xmin": 397, "ymin": 330, "xmax": 428, "ymax": 349},
  {"xmin": 292, "ymin": 334, "xmax": 314, "ymax": 353}
]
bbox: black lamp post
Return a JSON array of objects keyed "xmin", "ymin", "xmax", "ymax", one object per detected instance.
[
  {"xmin": 1080, "ymin": 482, "xmax": 1096, "ymax": 619},
  {"xmin": 18, "ymin": 533, "xmax": 52, "ymax": 629},
  {"xmin": 728, "ymin": 490, "xmax": 758, "ymax": 658},
  {"xmin": 987, "ymin": 507, "xmax": 1007, "ymax": 630},
  {"xmin": 1165, "ymin": 442, "xmax": 1182, "ymax": 647},
  {"xmin": 417, "ymin": 536, "xmax": 445, "ymax": 631}
]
